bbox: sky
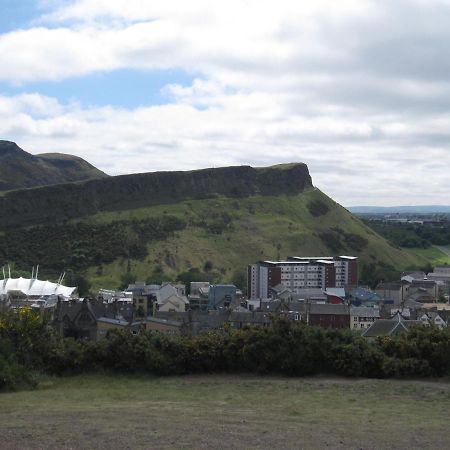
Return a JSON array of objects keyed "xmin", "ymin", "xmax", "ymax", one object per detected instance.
[{"xmin": 1, "ymin": 0, "xmax": 450, "ymax": 206}]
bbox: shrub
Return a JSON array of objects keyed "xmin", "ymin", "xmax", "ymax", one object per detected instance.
[
  {"xmin": 307, "ymin": 200, "xmax": 330, "ymax": 217},
  {"xmin": 318, "ymin": 231, "xmax": 343, "ymax": 252},
  {"xmin": 0, "ymin": 340, "xmax": 37, "ymax": 392},
  {"xmin": 2, "ymin": 309, "xmax": 450, "ymax": 391}
]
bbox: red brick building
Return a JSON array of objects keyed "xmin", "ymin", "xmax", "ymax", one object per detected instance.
[{"xmin": 307, "ymin": 303, "xmax": 350, "ymax": 329}]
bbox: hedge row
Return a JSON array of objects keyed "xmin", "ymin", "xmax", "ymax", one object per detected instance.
[{"xmin": 1, "ymin": 309, "xmax": 450, "ymax": 391}]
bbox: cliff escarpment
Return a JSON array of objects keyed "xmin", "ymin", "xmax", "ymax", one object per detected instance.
[{"xmin": 0, "ymin": 163, "xmax": 312, "ymax": 228}]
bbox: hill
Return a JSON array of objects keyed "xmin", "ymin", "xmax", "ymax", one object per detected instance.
[
  {"xmin": 0, "ymin": 140, "xmax": 107, "ymax": 191},
  {"xmin": 0, "ymin": 163, "xmax": 312, "ymax": 228},
  {"xmin": 0, "ymin": 162, "xmax": 425, "ymax": 291}
]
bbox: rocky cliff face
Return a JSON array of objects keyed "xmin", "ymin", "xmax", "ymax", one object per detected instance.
[
  {"xmin": 0, "ymin": 140, "xmax": 107, "ymax": 191},
  {"xmin": 0, "ymin": 163, "xmax": 313, "ymax": 228}
]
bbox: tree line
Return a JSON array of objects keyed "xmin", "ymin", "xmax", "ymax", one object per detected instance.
[
  {"xmin": 366, "ymin": 221, "xmax": 450, "ymax": 248},
  {"xmin": 0, "ymin": 215, "xmax": 187, "ymax": 273}
]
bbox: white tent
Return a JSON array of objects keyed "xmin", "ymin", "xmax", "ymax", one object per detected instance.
[{"xmin": 0, "ymin": 277, "xmax": 77, "ymax": 299}]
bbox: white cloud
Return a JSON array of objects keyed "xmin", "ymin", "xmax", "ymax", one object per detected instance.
[{"xmin": 1, "ymin": 0, "xmax": 450, "ymax": 205}]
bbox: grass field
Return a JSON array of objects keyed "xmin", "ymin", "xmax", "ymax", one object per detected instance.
[
  {"xmin": 1, "ymin": 375, "xmax": 450, "ymax": 449},
  {"xmin": 406, "ymin": 246, "xmax": 450, "ymax": 266}
]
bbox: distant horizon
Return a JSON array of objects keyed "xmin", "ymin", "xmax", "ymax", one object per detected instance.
[{"xmin": 348, "ymin": 205, "xmax": 450, "ymax": 211}]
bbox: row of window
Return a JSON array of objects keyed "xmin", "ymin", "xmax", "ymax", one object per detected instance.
[
  {"xmin": 352, "ymin": 317, "xmax": 377, "ymax": 322},
  {"xmin": 280, "ymin": 266, "xmax": 321, "ymax": 272},
  {"xmin": 281, "ymin": 274, "xmax": 321, "ymax": 280}
]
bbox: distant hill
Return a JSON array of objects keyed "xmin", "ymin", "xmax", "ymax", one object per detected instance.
[
  {"xmin": 0, "ymin": 162, "xmax": 425, "ymax": 291},
  {"xmin": 0, "ymin": 140, "xmax": 107, "ymax": 191},
  {"xmin": 349, "ymin": 205, "xmax": 450, "ymax": 214}
]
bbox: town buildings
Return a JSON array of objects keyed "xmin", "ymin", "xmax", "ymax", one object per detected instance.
[
  {"xmin": 3, "ymin": 256, "xmax": 448, "ymax": 342},
  {"xmin": 350, "ymin": 306, "xmax": 380, "ymax": 330}
]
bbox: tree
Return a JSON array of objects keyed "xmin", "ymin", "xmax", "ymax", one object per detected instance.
[
  {"xmin": 119, "ymin": 272, "xmax": 137, "ymax": 290},
  {"xmin": 232, "ymin": 270, "xmax": 247, "ymax": 295},
  {"xmin": 65, "ymin": 271, "xmax": 91, "ymax": 297},
  {"xmin": 146, "ymin": 265, "xmax": 172, "ymax": 285},
  {"xmin": 203, "ymin": 260, "xmax": 213, "ymax": 273}
]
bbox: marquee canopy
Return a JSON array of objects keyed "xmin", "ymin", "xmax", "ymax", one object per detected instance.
[{"xmin": 0, "ymin": 277, "xmax": 77, "ymax": 298}]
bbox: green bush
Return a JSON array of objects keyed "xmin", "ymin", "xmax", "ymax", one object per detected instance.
[
  {"xmin": 0, "ymin": 340, "xmax": 37, "ymax": 392},
  {"xmin": 307, "ymin": 200, "xmax": 330, "ymax": 217}
]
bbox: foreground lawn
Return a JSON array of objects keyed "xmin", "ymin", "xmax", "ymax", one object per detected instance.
[{"xmin": 1, "ymin": 375, "xmax": 449, "ymax": 450}]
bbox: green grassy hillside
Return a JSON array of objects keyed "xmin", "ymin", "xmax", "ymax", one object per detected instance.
[
  {"xmin": 79, "ymin": 187, "xmax": 424, "ymax": 291},
  {"xmin": 0, "ymin": 159, "xmax": 426, "ymax": 292},
  {"xmin": 406, "ymin": 246, "xmax": 450, "ymax": 266}
]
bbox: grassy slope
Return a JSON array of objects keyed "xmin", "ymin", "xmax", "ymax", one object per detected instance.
[
  {"xmin": 80, "ymin": 187, "xmax": 424, "ymax": 291},
  {"xmin": 1, "ymin": 375, "xmax": 449, "ymax": 450},
  {"xmin": 407, "ymin": 246, "xmax": 450, "ymax": 266}
]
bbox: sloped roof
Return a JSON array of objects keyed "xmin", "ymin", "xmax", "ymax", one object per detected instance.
[
  {"xmin": 350, "ymin": 306, "xmax": 380, "ymax": 318},
  {"xmin": 325, "ymin": 288, "xmax": 346, "ymax": 298},
  {"xmin": 97, "ymin": 317, "xmax": 130, "ymax": 326},
  {"xmin": 260, "ymin": 299, "xmax": 287, "ymax": 312},
  {"xmin": 294, "ymin": 288, "xmax": 326, "ymax": 299},
  {"xmin": 146, "ymin": 316, "xmax": 182, "ymax": 327},
  {"xmin": 350, "ymin": 287, "xmax": 381, "ymax": 302},
  {"xmin": 376, "ymin": 282, "xmax": 403, "ymax": 290},
  {"xmin": 309, "ymin": 304, "xmax": 349, "ymax": 315},
  {"xmin": 158, "ymin": 293, "xmax": 189, "ymax": 306},
  {"xmin": 363, "ymin": 319, "xmax": 403, "ymax": 337},
  {"xmin": 363, "ymin": 314, "xmax": 423, "ymax": 338}
]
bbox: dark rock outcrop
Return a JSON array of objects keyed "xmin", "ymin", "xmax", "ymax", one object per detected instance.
[{"xmin": 0, "ymin": 163, "xmax": 313, "ymax": 228}]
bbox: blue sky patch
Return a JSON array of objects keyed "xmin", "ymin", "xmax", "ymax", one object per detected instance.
[
  {"xmin": 0, "ymin": 69, "xmax": 196, "ymax": 108},
  {"xmin": 0, "ymin": 0, "xmax": 44, "ymax": 33}
]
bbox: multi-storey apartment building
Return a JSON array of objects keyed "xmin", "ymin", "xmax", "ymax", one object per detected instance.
[
  {"xmin": 247, "ymin": 263, "xmax": 281, "ymax": 299},
  {"xmin": 247, "ymin": 256, "xmax": 358, "ymax": 299}
]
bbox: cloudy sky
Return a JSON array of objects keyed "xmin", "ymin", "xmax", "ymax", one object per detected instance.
[{"xmin": 1, "ymin": 0, "xmax": 450, "ymax": 206}]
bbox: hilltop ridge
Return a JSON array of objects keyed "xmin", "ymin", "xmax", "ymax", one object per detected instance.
[
  {"xmin": 0, "ymin": 140, "xmax": 107, "ymax": 191},
  {"xmin": 0, "ymin": 162, "xmax": 312, "ymax": 228}
]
